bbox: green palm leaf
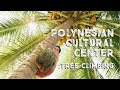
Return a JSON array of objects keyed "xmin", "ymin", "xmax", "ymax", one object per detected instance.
[{"xmin": 0, "ymin": 11, "xmax": 119, "ymax": 79}]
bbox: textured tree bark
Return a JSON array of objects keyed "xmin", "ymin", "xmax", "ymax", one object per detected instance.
[{"xmin": 9, "ymin": 18, "xmax": 74, "ymax": 79}]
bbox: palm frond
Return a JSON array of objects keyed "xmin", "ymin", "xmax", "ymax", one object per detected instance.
[
  {"xmin": 80, "ymin": 11, "xmax": 103, "ymax": 18},
  {"xmin": 98, "ymin": 19, "xmax": 120, "ymax": 28},
  {"xmin": 102, "ymin": 57, "xmax": 119, "ymax": 79},
  {"xmin": 54, "ymin": 45, "xmax": 103, "ymax": 79},
  {"xmin": 0, "ymin": 18, "xmax": 27, "ymax": 36},
  {"xmin": 105, "ymin": 11, "xmax": 120, "ymax": 20},
  {"xmin": 0, "ymin": 13, "xmax": 57, "ymax": 78},
  {"xmin": 0, "ymin": 11, "xmax": 52, "ymax": 38},
  {"xmin": 0, "ymin": 32, "xmax": 48, "ymax": 78}
]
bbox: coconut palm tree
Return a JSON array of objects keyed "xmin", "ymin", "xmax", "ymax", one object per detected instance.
[{"xmin": 0, "ymin": 11, "xmax": 119, "ymax": 79}]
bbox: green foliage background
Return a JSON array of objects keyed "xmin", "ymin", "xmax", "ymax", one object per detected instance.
[{"xmin": 0, "ymin": 11, "xmax": 119, "ymax": 79}]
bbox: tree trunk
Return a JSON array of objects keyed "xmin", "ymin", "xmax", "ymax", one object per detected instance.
[{"xmin": 9, "ymin": 18, "xmax": 74, "ymax": 79}]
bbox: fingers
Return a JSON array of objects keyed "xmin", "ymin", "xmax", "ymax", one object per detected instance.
[{"xmin": 55, "ymin": 46, "xmax": 61, "ymax": 53}]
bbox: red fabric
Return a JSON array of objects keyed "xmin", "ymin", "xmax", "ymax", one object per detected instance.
[{"xmin": 36, "ymin": 69, "xmax": 54, "ymax": 78}]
